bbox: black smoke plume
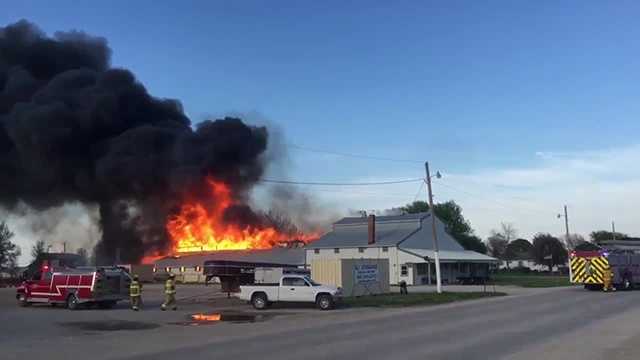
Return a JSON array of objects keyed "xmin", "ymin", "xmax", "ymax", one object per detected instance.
[{"xmin": 0, "ymin": 20, "xmax": 268, "ymax": 263}]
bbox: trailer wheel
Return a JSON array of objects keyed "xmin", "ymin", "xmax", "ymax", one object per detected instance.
[
  {"xmin": 251, "ymin": 293, "xmax": 268, "ymax": 310},
  {"xmin": 316, "ymin": 294, "xmax": 334, "ymax": 310},
  {"xmin": 17, "ymin": 294, "xmax": 29, "ymax": 307},
  {"xmin": 66, "ymin": 294, "xmax": 79, "ymax": 310}
]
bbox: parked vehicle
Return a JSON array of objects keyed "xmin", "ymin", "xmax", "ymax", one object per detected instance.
[
  {"xmin": 570, "ymin": 249, "xmax": 640, "ymax": 290},
  {"xmin": 254, "ymin": 267, "xmax": 309, "ymax": 284},
  {"xmin": 16, "ymin": 255, "xmax": 131, "ymax": 309},
  {"xmin": 237, "ymin": 274, "xmax": 341, "ymax": 310}
]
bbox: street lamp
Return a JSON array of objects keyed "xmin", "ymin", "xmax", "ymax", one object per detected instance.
[
  {"xmin": 425, "ymin": 162, "xmax": 443, "ymax": 294},
  {"xmin": 557, "ymin": 205, "xmax": 570, "ymax": 242}
]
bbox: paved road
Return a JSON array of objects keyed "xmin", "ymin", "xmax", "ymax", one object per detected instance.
[{"xmin": 2, "ymin": 285, "xmax": 640, "ymax": 360}]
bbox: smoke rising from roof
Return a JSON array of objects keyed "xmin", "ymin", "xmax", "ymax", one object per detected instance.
[{"xmin": 0, "ymin": 20, "xmax": 269, "ymax": 263}]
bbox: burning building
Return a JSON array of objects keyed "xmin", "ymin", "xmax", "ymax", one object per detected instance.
[{"xmin": 0, "ymin": 20, "xmax": 319, "ymax": 264}]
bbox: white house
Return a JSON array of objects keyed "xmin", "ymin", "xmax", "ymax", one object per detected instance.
[{"xmin": 305, "ymin": 212, "xmax": 497, "ymax": 286}]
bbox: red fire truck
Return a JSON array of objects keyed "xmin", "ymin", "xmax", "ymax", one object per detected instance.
[{"xmin": 16, "ymin": 254, "xmax": 131, "ymax": 309}]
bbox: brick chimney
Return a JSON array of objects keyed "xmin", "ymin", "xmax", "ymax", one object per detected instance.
[{"xmin": 368, "ymin": 214, "xmax": 376, "ymax": 244}]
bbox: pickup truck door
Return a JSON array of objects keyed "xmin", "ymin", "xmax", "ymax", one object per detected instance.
[{"xmin": 281, "ymin": 277, "xmax": 314, "ymax": 302}]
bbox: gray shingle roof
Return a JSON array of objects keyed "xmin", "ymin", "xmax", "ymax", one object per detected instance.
[{"xmin": 307, "ymin": 212, "xmax": 465, "ymax": 252}]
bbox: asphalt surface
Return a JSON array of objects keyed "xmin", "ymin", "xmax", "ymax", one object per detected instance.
[{"xmin": 2, "ymin": 284, "xmax": 640, "ymax": 360}]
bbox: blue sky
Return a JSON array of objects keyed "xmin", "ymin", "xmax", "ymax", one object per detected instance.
[{"xmin": 4, "ymin": 1, "xmax": 640, "ymax": 259}]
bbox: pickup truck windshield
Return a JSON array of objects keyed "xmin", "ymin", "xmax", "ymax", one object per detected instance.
[{"xmin": 305, "ymin": 276, "xmax": 321, "ymax": 286}]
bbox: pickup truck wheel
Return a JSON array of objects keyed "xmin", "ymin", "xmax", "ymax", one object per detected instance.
[
  {"xmin": 316, "ymin": 294, "xmax": 334, "ymax": 310},
  {"xmin": 17, "ymin": 294, "xmax": 29, "ymax": 307},
  {"xmin": 252, "ymin": 293, "xmax": 268, "ymax": 310},
  {"xmin": 67, "ymin": 294, "xmax": 79, "ymax": 310}
]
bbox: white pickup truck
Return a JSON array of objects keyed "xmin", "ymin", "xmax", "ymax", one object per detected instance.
[{"xmin": 237, "ymin": 275, "xmax": 341, "ymax": 310}]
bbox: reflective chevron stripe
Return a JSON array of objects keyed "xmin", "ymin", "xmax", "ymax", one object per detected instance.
[{"xmin": 570, "ymin": 256, "xmax": 608, "ymax": 284}]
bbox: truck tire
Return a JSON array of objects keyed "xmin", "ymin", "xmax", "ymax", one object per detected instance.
[
  {"xmin": 17, "ymin": 294, "xmax": 29, "ymax": 307},
  {"xmin": 67, "ymin": 294, "xmax": 79, "ymax": 310},
  {"xmin": 316, "ymin": 294, "xmax": 334, "ymax": 310},
  {"xmin": 251, "ymin": 293, "xmax": 268, "ymax": 310}
]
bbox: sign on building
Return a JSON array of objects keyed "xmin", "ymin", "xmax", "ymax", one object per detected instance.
[{"xmin": 354, "ymin": 264, "xmax": 378, "ymax": 284}]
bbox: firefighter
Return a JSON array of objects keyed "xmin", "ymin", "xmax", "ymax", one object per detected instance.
[
  {"xmin": 129, "ymin": 275, "xmax": 142, "ymax": 311},
  {"xmin": 161, "ymin": 273, "xmax": 177, "ymax": 311},
  {"xmin": 602, "ymin": 266, "xmax": 616, "ymax": 292}
]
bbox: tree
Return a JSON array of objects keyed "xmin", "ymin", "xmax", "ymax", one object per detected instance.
[
  {"xmin": 564, "ymin": 234, "xmax": 587, "ymax": 250},
  {"xmin": 0, "ymin": 221, "xmax": 21, "ymax": 275},
  {"xmin": 500, "ymin": 223, "xmax": 517, "ymax": 243},
  {"xmin": 264, "ymin": 209, "xmax": 300, "ymax": 237},
  {"xmin": 531, "ymin": 233, "xmax": 568, "ymax": 272},
  {"xmin": 590, "ymin": 230, "xmax": 629, "ymax": 244},
  {"xmin": 505, "ymin": 238, "xmax": 533, "ymax": 261},
  {"xmin": 401, "ymin": 201, "xmax": 429, "ymax": 214},
  {"xmin": 400, "ymin": 200, "xmax": 486, "ymax": 253},
  {"xmin": 487, "ymin": 233, "xmax": 508, "ymax": 261},
  {"xmin": 76, "ymin": 248, "xmax": 89, "ymax": 266},
  {"xmin": 488, "ymin": 223, "xmax": 517, "ymax": 268},
  {"xmin": 456, "ymin": 234, "xmax": 488, "ymax": 254},
  {"xmin": 31, "ymin": 240, "xmax": 46, "ymax": 260}
]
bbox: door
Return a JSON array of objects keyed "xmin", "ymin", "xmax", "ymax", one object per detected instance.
[
  {"xmin": 281, "ymin": 277, "xmax": 314, "ymax": 302},
  {"xmin": 28, "ymin": 269, "xmax": 53, "ymax": 302}
]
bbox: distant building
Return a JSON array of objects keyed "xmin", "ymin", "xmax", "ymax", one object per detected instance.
[{"xmin": 306, "ymin": 212, "xmax": 497, "ymax": 285}]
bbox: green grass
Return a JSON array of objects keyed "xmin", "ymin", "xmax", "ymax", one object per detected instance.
[
  {"xmin": 490, "ymin": 274, "xmax": 571, "ymax": 288},
  {"xmin": 342, "ymin": 291, "xmax": 506, "ymax": 308}
]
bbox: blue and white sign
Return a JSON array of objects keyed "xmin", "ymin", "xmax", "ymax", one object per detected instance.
[{"xmin": 354, "ymin": 264, "xmax": 378, "ymax": 284}]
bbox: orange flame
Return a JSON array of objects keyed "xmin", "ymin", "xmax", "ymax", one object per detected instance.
[
  {"xmin": 166, "ymin": 180, "xmax": 319, "ymax": 253},
  {"xmin": 191, "ymin": 313, "xmax": 222, "ymax": 321}
]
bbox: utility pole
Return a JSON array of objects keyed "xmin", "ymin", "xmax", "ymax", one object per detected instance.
[
  {"xmin": 612, "ymin": 221, "xmax": 616, "ymax": 241},
  {"xmin": 563, "ymin": 205, "xmax": 570, "ymax": 242},
  {"xmin": 63, "ymin": 242, "xmax": 66, "ymax": 253},
  {"xmin": 425, "ymin": 162, "xmax": 442, "ymax": 294}
]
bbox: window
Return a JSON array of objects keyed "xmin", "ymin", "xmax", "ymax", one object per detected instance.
[
  {"xmin": 334, "ymin": 248, "xmax": 340, "ymax": 254},
  {"xmin": 401, "ymin": 265, "xmax": 408, "ymax": 276},
  {"xmin": 382, "ymin": 247, "xmax": 389, "ymax": 252},
  {"xmin": 358, "ymin": 247, "xmax": 365, "ymax": 253},
  {"xmin": 282, "ymin": 277, "xmax": 309, "ymax": 286},
  {"xmin": 314, "ymin": 249, "xmax": 320, "ymax": 254},
  {"xmin": 416, "ymin": 263, "xmax": 428, "ymax": 276}
]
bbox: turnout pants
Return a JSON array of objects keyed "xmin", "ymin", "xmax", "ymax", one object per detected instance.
[
  {"xmin": 162, "ymin": 294, "xmax": 177, "ymax": 310},
  {"xmin": 130, "ymin": 296, "xmax": 141, "ymax": 310}
]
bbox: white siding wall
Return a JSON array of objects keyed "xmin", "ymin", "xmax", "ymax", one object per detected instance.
[{"xmin": 306, "ymin": 246, "xmax": 425, "ymax": 285}]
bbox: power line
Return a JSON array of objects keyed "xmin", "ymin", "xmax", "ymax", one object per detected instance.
[
  {"xmin": 413, "ymin": 181, "xmax": 425, "ymax": 202},
  {"xmin": 287, "ymin": 143, "xmax": 423, "ymax": 164},
  {"xmin": 433, "ymin": 179, "xmax": 553, "ymax": 218},
  {"xmin": 260, "ymin": 178, "xmax": 424, "ymax": 186}
]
